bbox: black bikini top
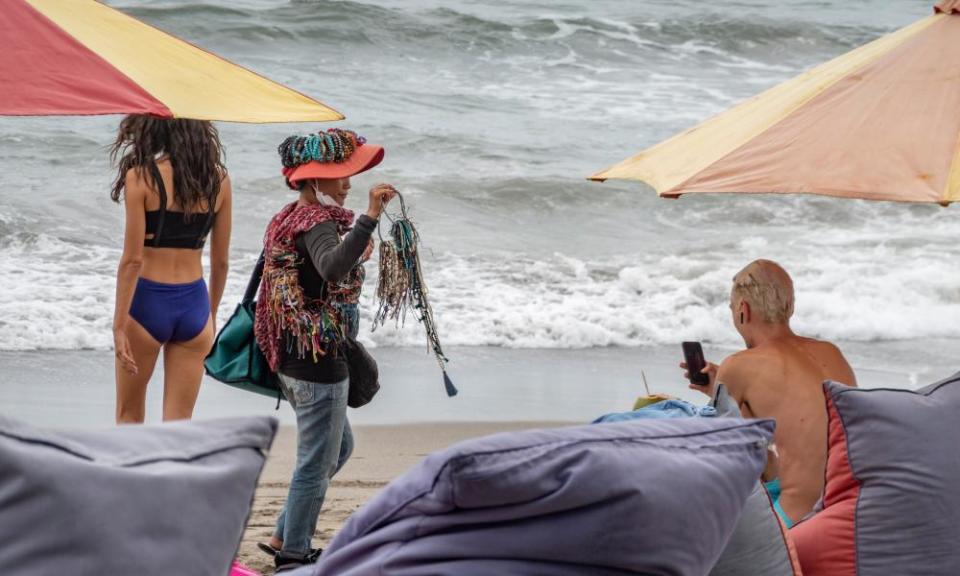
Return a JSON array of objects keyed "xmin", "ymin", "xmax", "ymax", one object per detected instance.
[{"xmin": 143, "ymin": 163, "xmax": 216, "ymax": 249}]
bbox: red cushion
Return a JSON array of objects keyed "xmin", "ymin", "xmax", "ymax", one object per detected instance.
[{"xmin": 790, "ymin": 392, "xmax": 858, "ymax": 576}]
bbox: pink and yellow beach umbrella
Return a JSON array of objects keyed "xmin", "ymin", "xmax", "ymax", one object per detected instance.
[
  {"xmin": 590, "ymin": 1, "xmax": 960, "ymax": 205},
  {"xmin": 0, "ymin": 0, "xmax": 343, "ymax": 123}
]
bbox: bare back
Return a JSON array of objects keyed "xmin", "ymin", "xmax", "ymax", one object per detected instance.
[
  {"xmin": 136, "ymin": 159, "xmax": 226, "ymax": 283},
  {"xmin": 719, "ymin": 336, "xmax": 856, "ymax": 523}
]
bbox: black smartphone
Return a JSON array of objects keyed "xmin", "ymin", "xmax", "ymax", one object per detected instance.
[{"xmin": 682, "ymin": 341, "xmax": 710, "ymax": 386}]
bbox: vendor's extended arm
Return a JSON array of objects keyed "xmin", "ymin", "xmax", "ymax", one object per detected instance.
[{"xmin": 298, "ymin": 214, "xmax": 377, "ymax": 283}]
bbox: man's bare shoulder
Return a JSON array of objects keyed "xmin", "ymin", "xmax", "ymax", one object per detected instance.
[
  {"xmin": 766, "ymin": 336, "xmax": 856, "ymax": 388},
  {"xmin": 723, "ymin": 347, "xmax": 783, "ymax": 369},
  {"xmin": 722, "ymin": 349, "xmax": 753, "ymax": 370},
  {"xmin": 795, "ymin": 336, "xmax": 849, "ymax": 364},
  {"xmin": 718, "ymin": 349, "xmax": 782, "ymax": 394},
  {"xmin": 799, "ymin": 336, "xmax": 843, "ymax": 354},
  {"xmin": 798, "ymin": 337, "xmax": 857, "ymax": 386}
]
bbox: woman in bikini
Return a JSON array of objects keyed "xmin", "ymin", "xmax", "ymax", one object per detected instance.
[{"xmin": 110, "ymin": 115, "xmax": 232, "ymax": 423}]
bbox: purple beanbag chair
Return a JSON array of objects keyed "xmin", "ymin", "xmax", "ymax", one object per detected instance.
[
  {"xmin": 0, "ymin": 415, "xmax": 277, "ymax": 576},
  {"xmin": 595, "ymin": 387, "xmax": 801, "ymax": 576},
  {"xmin": 304, "ymin": 417, "xmax": 773, "ymax": 576}
]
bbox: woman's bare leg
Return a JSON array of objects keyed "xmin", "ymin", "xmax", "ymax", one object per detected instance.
[
  {"xmin": 115, "ymin": 320, "xmax": 162, "ymax": 424},
  {"xmin": 161, "ymin": 316, "xmax": 213, "ymax": 421}
]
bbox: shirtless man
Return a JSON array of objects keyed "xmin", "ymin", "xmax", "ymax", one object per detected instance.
[{"xmin": 684, "ymin": 259, "xmax": 856, "ymax": 528}]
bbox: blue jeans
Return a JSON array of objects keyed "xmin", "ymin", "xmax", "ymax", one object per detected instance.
[{"xmin": 273, "ymin": 374, "xmax": 354, "ymax": 554}]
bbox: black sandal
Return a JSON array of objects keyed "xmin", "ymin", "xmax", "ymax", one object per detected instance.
[
  {"xmin": 274, "ymin": 549, "xmax": 323, "ymax": 573},
  {"xmin": 259, "ymin": 543, "xmax": 322, "ymax": 561}
]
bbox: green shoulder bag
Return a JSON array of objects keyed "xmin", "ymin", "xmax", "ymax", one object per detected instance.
[{"xmin": 204, "ymin": 252, "xmax": 282, "ymax": 403}]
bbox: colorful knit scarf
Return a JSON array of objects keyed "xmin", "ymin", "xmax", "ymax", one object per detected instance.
[{"xmin": 255, "ymin": 201, "xmax": 360, "ymax": 372}]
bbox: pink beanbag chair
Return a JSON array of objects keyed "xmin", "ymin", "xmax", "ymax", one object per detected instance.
[{"xmin": 791, "ymin": 374, "xmax": 960, "ymax": 576}]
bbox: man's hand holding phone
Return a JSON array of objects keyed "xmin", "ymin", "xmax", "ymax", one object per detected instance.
[
  {"xmin": 681, "ymin": 360, "xmax": 719, "ymax": 398},
  {"xmin": 680, "ymin": 341, "xmax": 719, "ymax": 399}
]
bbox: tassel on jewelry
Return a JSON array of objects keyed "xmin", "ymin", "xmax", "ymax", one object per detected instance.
[{"xmin": 443, "ymin": 370, "xmax": 458, "ymax": 397}]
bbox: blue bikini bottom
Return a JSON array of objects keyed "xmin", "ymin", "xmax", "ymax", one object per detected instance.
[{"xmin": 129, "ymin": 277, "xmax": 210, "ymax": 344}]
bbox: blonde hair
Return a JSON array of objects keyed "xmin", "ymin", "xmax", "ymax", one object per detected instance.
[{"xmin": 732, "ymin": 260, "xmax": 794, "ymax": 323}]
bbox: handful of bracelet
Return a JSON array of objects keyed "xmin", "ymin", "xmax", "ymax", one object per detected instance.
[{"xmin": 373, "ymin": 192, "xmax": 457, "ymax": 397}]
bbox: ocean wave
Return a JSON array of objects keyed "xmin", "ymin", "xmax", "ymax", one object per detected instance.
[
  {"xmin": 4, "ymin": 236, "xmax": 957, "ymax": 352},
  {"xmin": 0, "ymin": 233, "xmax": 118, "ymax": 351},
  {"xmin": 122, "ymin": 1, "xmax": 884, "ymax": 67},
  {"xmin": 360, "ymin": 246, "xmax": 960, "ymax": 350}
]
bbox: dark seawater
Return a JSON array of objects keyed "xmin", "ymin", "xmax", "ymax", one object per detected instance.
[{"xmin": 0, "ymin": 0, "xmax": 956, "ymax": 373}]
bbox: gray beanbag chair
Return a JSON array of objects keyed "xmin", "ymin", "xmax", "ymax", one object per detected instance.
[
  {"xmin": 710, "ymin": 483, "xmax": 800, "ymax": 576},
  {"xmin": 710, "ymin": 384, "xmax": 800, "ymax": 575},
  {"xmin": 792, "ymin": 373, "xmax": 960, "ymax": 576},
  {"xmin": 0, "ymin": 415, "xmax": 277, "ymax": 576},
  {"xmin": 306, "ymin": 417, "xmax": 773, "ymax": 576}
]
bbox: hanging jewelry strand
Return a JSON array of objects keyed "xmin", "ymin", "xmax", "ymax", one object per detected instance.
[{"xmin": 373, "ymin": 192, "xmax": 457, "ymax": 397}]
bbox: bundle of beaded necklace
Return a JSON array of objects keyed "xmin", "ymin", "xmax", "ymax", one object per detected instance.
[{"xmin": 373, "ymin": 192, "xmax": 457, "ymax": 397}]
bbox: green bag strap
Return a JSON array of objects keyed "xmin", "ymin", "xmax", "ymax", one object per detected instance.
[{"xmin": 243, "ymin": 251, "xmax": 265, "ymax": 305}]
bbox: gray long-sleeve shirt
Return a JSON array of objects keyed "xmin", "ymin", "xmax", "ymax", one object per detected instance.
[
  {"xmin": 278, "ymin": 214, "xmax": 377, "ymax": 383},
  {"xmin": 298, "ymin": 214, "xmax": 377, "ymax": 284}
]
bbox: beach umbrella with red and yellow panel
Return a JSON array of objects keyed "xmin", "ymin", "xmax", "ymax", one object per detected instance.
[
  {"xmin": 0, "ymin": 0, "xmax": 342, "ymax": 123},
  {"xmin": 590, "ymin": 1, "xmax": 960, "ymax": 206}
]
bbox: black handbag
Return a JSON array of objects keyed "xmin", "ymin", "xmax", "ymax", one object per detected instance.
[{"xmin": 343, "ymin": 337, "xmax": 379, "ymax": 408}]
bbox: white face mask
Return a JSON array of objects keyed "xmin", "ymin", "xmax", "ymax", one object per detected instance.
[{"xmin": 310, "ymin": 182, "xmax": 340, "ymax": 207}]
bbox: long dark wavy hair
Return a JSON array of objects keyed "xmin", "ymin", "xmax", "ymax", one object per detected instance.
[{"xmin": 110, "ymin": 115, "xmax": 227, "ymax": 214}]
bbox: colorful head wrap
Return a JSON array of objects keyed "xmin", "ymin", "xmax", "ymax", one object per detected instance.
[
  {"xmin": 277, "ymin": 128, "xmax": 367, "ymax": 169},
  {"xmin": 277, "ymin": 128, "xmax": 382, "ymax": 190}
]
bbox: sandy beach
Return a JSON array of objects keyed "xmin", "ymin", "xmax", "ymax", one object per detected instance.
[{"xmin": 236, "ymin": 421, "xmax": 566, "ymax": 574}]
